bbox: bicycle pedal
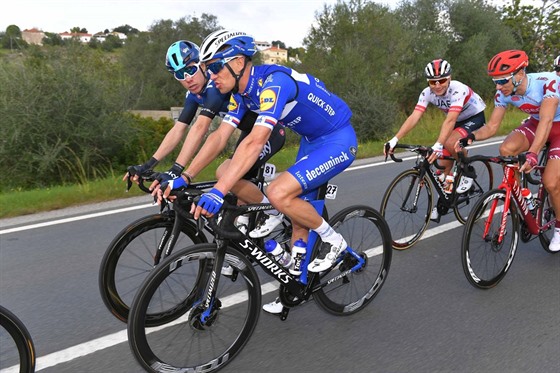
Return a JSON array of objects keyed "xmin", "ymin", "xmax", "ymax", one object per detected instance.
[{"xmin": 280, "ymin": 306, "xmax": 290, "ymax": 321}]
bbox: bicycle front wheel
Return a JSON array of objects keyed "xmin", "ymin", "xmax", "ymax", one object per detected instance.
[
  {"xmin": 99, "ymin": 212, "xmax": 206, "ymax": 324},
  {"xmin": 380, "ymin": 169, "xmax": 432, "ymax": 250},
  {"xmin": 128, "ymin": 243, "xmax": 261, "ymax": 373},
  {"xmin": 313, "ymin": 205, "xmax": 392, "ymax": 315},
  {"xmin": 461, "ymin": 189, "xmax": 519, "ymax": 289},
  {"xmin": 0, "ymin": 306, "xmax": 36, "ymax": 373},
  {"xmin": 454, "ymin": 160, "xmax": 493, "ymax": 224}
]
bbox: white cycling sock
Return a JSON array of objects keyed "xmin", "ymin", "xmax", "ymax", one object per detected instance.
[{"xmin": 313, "ymin": 219, "xmax": 342, "ymax": 246}]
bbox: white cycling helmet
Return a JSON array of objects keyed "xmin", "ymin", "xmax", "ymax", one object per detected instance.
[
  {"xmin": 554, "ymin": 55, "xmax": 560, "ymax": 70},
  {"xmin": 199, "ymin": 30, "xmax": 257, "ymax": 62}
]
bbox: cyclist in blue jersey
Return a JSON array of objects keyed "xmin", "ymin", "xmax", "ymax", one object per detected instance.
[
  {"xmin": 163, "ymin": 31, "xmax": 357, "ymax": 309},
  {"xmin": 125, "ymin": 40, "xmax": 285, "ymax": 233},
  {"xmin": 458, "ymin": 50, "xmax": 560, "ymax": 252},
  {"xmin": 124, "ymin": 40, "xmax": 229, "ymax": 184}
]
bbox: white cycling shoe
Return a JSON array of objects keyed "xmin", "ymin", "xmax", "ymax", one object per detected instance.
[
  {"xmin": 308, "ymin": 237, "xmax": 347, "ymax": 273},
  {"xmin": 249, "ymin": 213, "xmax": 284, "ymax": 238},
  {"xmin": 430, "ymin": 207, "xmax": 440, "ymax": 222},
  {"xmin": 549, "ymin": 228, "xmax": 560, "ymax": 252},
  {"xmin": 262, "ymin": 298, "xmax": 283, "ymax": 314},
  {"xmin": 456, "ymin": 176, "xmax": 474, "ymax": 194}
]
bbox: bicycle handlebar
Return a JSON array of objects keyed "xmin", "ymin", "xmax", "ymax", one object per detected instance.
[
  {"xmin": 457, "ymin": 152, "xmax": 541, "ymax": 185},
  {"xmin": 170, "ymin": 187, "xmax": 275, "ymax": 241},
  {"xmin": 385, "ymin": 144, "xmax": 452, "ymax": 170}
]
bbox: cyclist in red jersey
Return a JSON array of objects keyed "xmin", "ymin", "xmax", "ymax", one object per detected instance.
[{"xmin": 458, "ymin": 50, "xmax": 560, "ymax": 252}]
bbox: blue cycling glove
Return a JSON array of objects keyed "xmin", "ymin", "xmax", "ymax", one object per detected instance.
[
  {"xmin": 198, "ymin": 188, "xmax": 225, "ymax": 214},
  {"xmin": 161, "ymin": 175, "xmax": 189, "ymax": 192},
  {"xmin": 156, "ymin": 162, "xmax": 184, "ymax": 185}
]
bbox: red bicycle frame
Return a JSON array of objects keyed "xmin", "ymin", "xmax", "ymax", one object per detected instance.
[{"xmin": 485, "ymin": 164, "xmax": 550, "ymax": 243}]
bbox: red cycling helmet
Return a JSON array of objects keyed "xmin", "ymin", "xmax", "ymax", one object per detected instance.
[{"xmin": 487, "ymin": 50, "xmax": 528, "ymax": 76}]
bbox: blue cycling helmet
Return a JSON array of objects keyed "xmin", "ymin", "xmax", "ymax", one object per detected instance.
[
  {"xmin": 199, "ymin": 30, "xmax": 257, "ymax": 62},
  {"xmin": 165, "ymin": 40, "xmax": 200, "ymax": 72}
]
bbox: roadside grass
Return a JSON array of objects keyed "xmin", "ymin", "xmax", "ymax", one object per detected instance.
[{"xmin": 0, "ymin": 107, "xmax": 526, "ymax": 219}]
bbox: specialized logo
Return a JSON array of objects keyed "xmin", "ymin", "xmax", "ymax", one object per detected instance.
[
  {"xmin": 260, "ymin": 88, "xmax": 278, "ymax": 111},
  {"xmin": 228, "ymin": 96, "xmax": 239, "ymax": 111}
]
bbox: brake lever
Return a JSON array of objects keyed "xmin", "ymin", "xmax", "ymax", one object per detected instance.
[{"xmin": 384, "ymin": 143, "xmax": 390, "ymax": 162}]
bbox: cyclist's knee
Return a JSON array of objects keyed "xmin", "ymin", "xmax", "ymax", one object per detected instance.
[
  {"xmin": 542, "ymin": 163, "xmax": 560, "ymax": 195},
  {"xmin": 500, "ymin": 133, "xmax": 528, "ymax": 156}
]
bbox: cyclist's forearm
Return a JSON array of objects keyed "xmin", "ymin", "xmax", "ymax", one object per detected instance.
[
  {"xmin": 152, "ymin": 122, "xmax": 188, "ymax": 162},
  {"xmin": 185, "ymin": 125, "xmax": 231, "ymax": 179},
  {"xmin": 174, "ymin": 117, "xmax": 212, "ymax": 168},
  {"xmin": 395, "ymin": 111, "xmax": 422, "ymax": 140}
]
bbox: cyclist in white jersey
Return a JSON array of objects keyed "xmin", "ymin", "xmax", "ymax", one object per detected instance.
[
  {"xmin": 384, "ymin": 58, "xmax": 486, "ymax": 221},
  {"xmin": 458, "ymin": 50, "xmax": 560, "ymax": 252}
]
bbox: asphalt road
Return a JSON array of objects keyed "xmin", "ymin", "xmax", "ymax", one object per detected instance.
[{"xmin": 1, "ymin": 138, "xmax": 558, "ymax": 373}]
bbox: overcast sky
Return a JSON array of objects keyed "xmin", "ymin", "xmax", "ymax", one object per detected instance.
[{"xmin": 1, "ymin": 0, "xmax": 393, "ymax": 47}]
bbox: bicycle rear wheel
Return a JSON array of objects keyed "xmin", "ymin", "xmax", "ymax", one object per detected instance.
[
  {"xmin": 128, "ymin": 244, "xmax": 261, "ymax": 373},
  {"xmin": 454, "ymin": 160, "xmax": 493, "ymax": 224},
  {"xmin": 461, "ymin": 189, "xmax": 519, "ymax": 289},
  {"xmin": 380, "ymin": 169, "xmax": 432, "ymax": 250},
  {"xmin": 313, "ymin": 205, "xmax": 392, "ymax": 315},
  {"xmin": 537, "ymin": 189, "xmax": 558, "ymax": 253},
  {"xmin": 99, "ymin": 211, "xmax": 206, "ymax": 324},
  {"xmin": 0, "ymin": 305, "xmax": 36, "ymax": 373}
]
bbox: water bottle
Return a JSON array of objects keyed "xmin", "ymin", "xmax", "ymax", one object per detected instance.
[
  {"xmin": 265, "ymin": 240, "xmax": 293, "ymax": 268},
  {"xmin": 289, "ymin": 239, "xmax": 307, "ymax": 276},
  {"xmin": 444, "ymin": 174, "xmax": 454, "ymax": 193},
  {"xmin": 521, "ymin": 188, "xmax": 535, "ymax": 210}
]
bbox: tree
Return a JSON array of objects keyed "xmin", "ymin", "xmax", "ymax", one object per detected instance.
[
  {"xmin": 120, "ymin": 13, "xmax": 221, "ymax": 110},
  {"xmin": 2, "ymin": 24, "xmax": 25, "ymax": 49},
  {"xmin": 113, "ymin": 24, "xmax": 140, "ymax": 35},
  {"xmin": 271, "ymin": 40, "xmax": 286, "ymax": 49},
  {"xmin": 42, "ymin": 32, "xmax": 63, "ymax": 46},
  {"xmin": 501, "ymin": 0, "xmax": 560, "ymax": 71},
  {"xmin": 302, "ymin": 0, "xmax": 408, "ymax": 140},
  {"xmin": 70, "ymin": 27, "xmax": 87, "ymax": 34},
  {"xmin": 446, "ymin": 0, "xmax": 520, "ymax": 98}
]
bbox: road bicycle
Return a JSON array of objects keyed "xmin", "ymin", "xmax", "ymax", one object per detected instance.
[
  {"xmin": 0, "ymin": 305, "xmax": 36, "ymax": 373},
  {"xmin": 127, "ymin": 184, "xmax": 392, "ymax": 372},
  {"xmin": 380, "ymin": 144, "xmax": 493, "ymax": 249},
  {"xmin": 99, "ymin": 163, "xmax": 292, "ymax": 323},
  {"xmin": 461, "ymin": 149, "xmax": 557, "ymax": 289}
]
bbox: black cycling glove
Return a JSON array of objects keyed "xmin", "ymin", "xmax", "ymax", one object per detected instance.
[
  {"xmin": 156, "ymin": 162, "xmax": 185, "ymax": 184},
  {"xmin": 127, "ymin": 157, "xmax": 158, "ymax": 177}
]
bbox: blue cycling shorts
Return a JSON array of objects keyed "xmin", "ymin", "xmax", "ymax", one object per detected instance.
[{"xmin": 287, "ymin": 124, "xmax": 357, "ymax": 198}]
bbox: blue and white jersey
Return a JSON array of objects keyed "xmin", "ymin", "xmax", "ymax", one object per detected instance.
[
  {"xmin": 222, "ymin": 65, "xmax": 353, "ymax": 141},
  {"xmin": 178, "ymin": 79, "xmax": 230, "ymax": 125},
  {"xmin": 494, "ymin": 72, "xmax": 560, "ymax": 121}
]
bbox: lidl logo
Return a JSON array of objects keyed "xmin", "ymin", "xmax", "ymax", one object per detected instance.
[
  {"xmin": 228, "ymin": 96, "xmax": 239, "ymax": 111},
  {"xmin": 260, "ymin": 88, "xmax": 277, "ymax": 111}
]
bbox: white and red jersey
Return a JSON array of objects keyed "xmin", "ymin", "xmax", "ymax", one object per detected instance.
[
  {"xmin": 494, "ymin": 72, "xmax": 560, "ymax": 121},
  {"xmin": 415, "ymin": 80, "xmax": 486, "ymax": 121}
]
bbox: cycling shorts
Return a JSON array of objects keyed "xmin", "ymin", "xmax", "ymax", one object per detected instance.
[
  {"xmin": 454, "ymin": 111, "xmax": 486, "ymax": 138},
  {"xmin": 514, "ymin": 117, "xmax": 560, "ymax": 159},
  {"xmin": 233, "ymin": 123, "xmax": 287, "ymax": 180},
  {"xmin": 287, "ymin": 124, "xmax": 357, "ymax": 199}
]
